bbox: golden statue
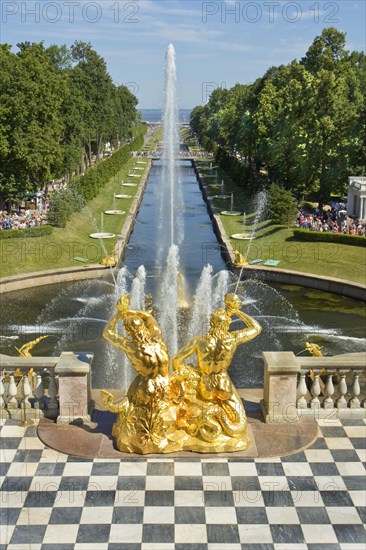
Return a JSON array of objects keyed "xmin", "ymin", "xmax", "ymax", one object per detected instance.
[
  {"xmin": 172, "ymin": 293, "xmax": 262, "ymax": 452},
  {"xmin": 102, "ymin": 293, "xmax": 262, "ymax": 454},
  {"xmin": 233, "ymin": 250, "xmax": 248, "ymax": 267},
  {"xmin": 304, "ymin": 341, "xmax": 326, "ymax": 379},
  {"xmin": 101, "ymin": 295, "xmax": 186, "ymax": 453},
  {"xmin": 305, "ymin": 341, "xmax": 323, "ymax": 357},
  {"xmin": 101, "ymin": 247, "xmax": 117, "ymax": 268},
  {"xmin": 16, "ymin": 335, "xmax": 49, "ymax": 357}
]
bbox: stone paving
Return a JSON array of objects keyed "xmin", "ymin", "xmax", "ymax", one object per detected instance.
[{"xmin": 1, "ymin": 413, "xmax": 365, "ymax": 549}]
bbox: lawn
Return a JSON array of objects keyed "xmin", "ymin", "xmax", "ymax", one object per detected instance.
[
  {"xmin": 195, "ymin": 161, "xmax": 366, "ymax": 286},
  {"xmin": 0, "ymin": 157, "xmax": 150, "ymax": 278}
]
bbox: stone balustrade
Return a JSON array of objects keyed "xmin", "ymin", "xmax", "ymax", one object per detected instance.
[
  {"xmin": 0, "ymin": 351, "xmax": 93, "ymax": 424},
  {"xmin": 261, "ymin": 351, "xmax": 366, "ymax": 423},
  {"xmin": 296, "ymin": 355, "xmax": 365, "ymax": 414}
]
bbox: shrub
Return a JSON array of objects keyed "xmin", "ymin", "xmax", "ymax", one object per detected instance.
[
  {"xmin": 267, "ymin": 183, "xmax": 297, "ymax": 226},
  {"xmin": 293, "ymin": 229, "xmax": 366, "ymax": 248},
  {"xmin": 0, "ymin": 225, "xmax": 53, "ymax": 239}
]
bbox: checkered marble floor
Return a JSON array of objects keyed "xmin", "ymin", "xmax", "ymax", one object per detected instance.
[{"xmin": 1, "ymin": 416, "xmax": 365, "ymax": 550}]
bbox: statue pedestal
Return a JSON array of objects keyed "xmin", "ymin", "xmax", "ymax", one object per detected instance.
[
  {"xmin": 55, "ymin": 352, "xmax": 94, "ymax": 424},
  {"xmin": 261, "ymin": 352, "xmax": 300, "ymax": 423}
]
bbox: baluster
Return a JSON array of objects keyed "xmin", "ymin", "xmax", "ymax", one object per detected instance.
[
  {"xmin": 18, "ymin": 374, "xmax": 33, "ymax": 426},
  {"xmin": 0, "ymin": 376, "xmax": 5, "ymax": 413},
  {"xmin": 336, "ymin": 372, "xmax": 348, "ymax": 409},
  {"xmin": 310, "ymin": 373, "xmax": 321, "ymax": 409},
  {"xmin": 323, "ymin": 373, "xmax": 335, "ymax": 409},
  {"xmin": 297, "ymin": 373, "xmax": 308, "ymax": 409},
  {"xmin": 7, "ymin": 374, "xmax": 18, "ymax": 410},
  {"xmin": 47, "ymin": 372, "xmax": 59, "ymax": 411},
  {"xmin": 34, "ymin": 374, "xmax": 45, "ymax": 411},
  {"xmin": 349, "ymin": 372, "xmax": 361, "ymax": 409},
  {"xmin": 23, "ymin": 375, "xmax": 32, "ymax": 409}
]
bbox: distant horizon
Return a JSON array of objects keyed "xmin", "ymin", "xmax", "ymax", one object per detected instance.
[
  {"xmin": 139, "ymin": 108, "xmax": 193, "ymax": 110},
  {"xmin": 139, "ymin": 108, "xmax": 192, "ymax": 123}
]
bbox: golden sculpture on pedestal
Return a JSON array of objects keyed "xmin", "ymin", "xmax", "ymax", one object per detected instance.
[
  {"xmin": 233, "ymin": 250, "xmax": 249, "ymax": 267},
  {"xmin": 102, "ymin": 293, "xmax": 262, "ymax": 454}
]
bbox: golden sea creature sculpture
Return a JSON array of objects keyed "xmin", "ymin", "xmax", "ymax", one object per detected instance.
[
  {"xmin": 305, "ymin": 341, "xmax": 323, "ymax": 357},
  {"xmin": 15, "ymin": 335, "xmax": 49, "ymax": 358},
  {"xmin": 101, "ymin": 247, "xmax": 117, "ymax": 268},
  {"xmin": 102, "ymin": 293, "xmax": 262, "ymax": 454},
  {"xmin": 233, "ymin": 250, "xmax": 248, "ymax": 267},
  {"xmin": 305, "ymin": 341, "xmax": 327, "ymax": 379}
]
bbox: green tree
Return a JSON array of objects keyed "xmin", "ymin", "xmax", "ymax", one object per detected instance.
[{"xmin": 267, "ymin": 184, "xmax": 297, "ymax": 226}]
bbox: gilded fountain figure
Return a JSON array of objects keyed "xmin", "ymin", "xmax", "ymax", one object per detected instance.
[
  {"xmin": 101, "ymin": 294, "xmax": 186, "ymax": 454},
  {"xmin": 102, "ymin": 292, "xmax": 262, "ymax": 454},
  {"xmin": 171, "ymin": 293, "xmax": 262, "ymax": 452}
]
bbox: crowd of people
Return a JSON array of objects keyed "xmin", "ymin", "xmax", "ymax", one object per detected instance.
[
  {"xmin": 296, "ymin": 208, "xmax": 366, "ymax": 236},
  {"xmin": 0, "ymin": 208, "xmax": 49, "ymax": 231}
]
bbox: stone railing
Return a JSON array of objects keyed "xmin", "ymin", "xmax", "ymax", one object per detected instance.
[
  {"xmin": 261, "ymin": 351, "xmax": 366, "ymax": 423},
  {"xmin": 0, "ymin": 351, "xmax": 93, "ymax": 424}
]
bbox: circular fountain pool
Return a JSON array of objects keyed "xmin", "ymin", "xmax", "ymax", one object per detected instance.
[{"xmin": 0, "ymin": 278, "xmax": 364, "ymax": 390}]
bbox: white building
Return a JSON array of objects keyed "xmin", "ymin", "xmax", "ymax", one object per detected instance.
[{"xmin": 347, "ymin": 176, "xmax": 366, "ymax": 220}]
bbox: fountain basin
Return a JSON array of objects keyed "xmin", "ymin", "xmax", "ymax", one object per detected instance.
[
  {"xmin": 221, "ymin": 211, "xmax": 242, "ymax": 216},
  {"xmin": 114, "ymin": 194, "xmax": 132, "ymax": 199},
  {"xmin": 89, "ymin": 232, "xmax": 116, "ymax": 239},
  {"xmin": 231, "ymin": 233, "xmax": 256, "ymax": 240},
  {"xmin": 104, "ymin": 210, "xmax": 125, "ymax": 215}
]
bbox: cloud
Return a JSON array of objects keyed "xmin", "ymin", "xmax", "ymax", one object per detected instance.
[{"xmin": 136, "ymin": 0, "xmax": 202, "ymax": 19}]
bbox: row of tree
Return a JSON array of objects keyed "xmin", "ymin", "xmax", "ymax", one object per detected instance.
[
  {"xmin": 48, "ymin": 130, "xmax": 145, "ymax": 227},
  {"xmin": 191, "ymin": 28, "xmax": 366, "ymax": 202},
  {"xmin": 0, "ymin": 41, "xmax": 140, "ymax": 209}
]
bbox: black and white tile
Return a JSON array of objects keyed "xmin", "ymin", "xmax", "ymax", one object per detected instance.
[{"xmin": 1, "ymin": 416, "xmax": 365, "ymax": 549}]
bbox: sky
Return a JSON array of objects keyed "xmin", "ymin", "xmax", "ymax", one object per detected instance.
[{"xmin": 0, "ymin": 0, "xmax": 365, "ymax": 109}]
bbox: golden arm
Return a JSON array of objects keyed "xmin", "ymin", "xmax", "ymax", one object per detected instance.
[
  {"xmin": 102, "ymin": 311, "xmax": 129, "ymax": 352},
  {"xmin": 230, "ymin": 309, "xmax": 262, "ymax": 344},
  {"xmin": 172, "ymin": 338, "xmax": 199, "ymax": 371}
]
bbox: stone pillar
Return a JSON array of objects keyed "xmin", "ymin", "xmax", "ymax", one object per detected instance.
[
  {"xmin": 55, "ymin": 352, "xmax": 94, "ymax": 424},
  {"xmin": 359, "ymin": 196, "xmax": 364, "ymax": 220},
  {"xmin": 347, "ymin": 186, "xmax": 354, "ymax": 216},
  {"xmin": 261, "ymin": 352, "xmax": 301, "ymax": 423}
]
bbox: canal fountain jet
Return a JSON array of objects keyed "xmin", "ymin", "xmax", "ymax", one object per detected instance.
[{"xmin": 158, "ymin": 43, "xmax": 184, "ymax": 254}]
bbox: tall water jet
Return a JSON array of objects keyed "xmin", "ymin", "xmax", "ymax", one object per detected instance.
[
  {"xmin": 156, "ymin": 244, "xmax": 180, "ymax": 356},
  {"xmin": 130, "ymin": 266, "xmax": 146, "ymax": 310},
  {"xmin": 212, "ymin": 270, "xmax": 230, "ymax": 310},
  {"xmin": 234, "ymin": 190, "xmax": 268, "ymax": 292},
  {"xmin": 188, "ymin": 265, "xmax": 213, "ymax": 339},
  {"xmin": 157, "ymin": 44, "xmax": 183, "ymax": 258}
]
